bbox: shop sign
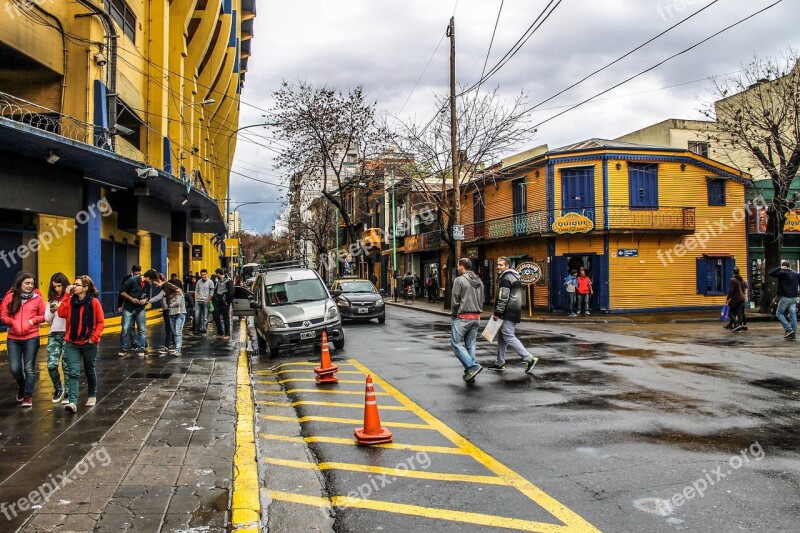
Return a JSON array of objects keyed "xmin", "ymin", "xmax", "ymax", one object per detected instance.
[
  {"xmin": 224, "ymin": 238, "xmax": 239, "ymax": 258},
  {"xmin": 552, "ymin": 212, "xmax": 594, "ymax": 234},
  {"xmin": 452, "ymin": 224, "xmax": 465, "ymax": 241},
  {"xmin": 465, "ymin": 247, "xmax": 479, "ymax": 258},
  {"xmin": 517, "ymin": 262, "xmax": 542, "ymax": 285},
  {"xmin": 749, "ymin": 206, "xmax": 767, "ymax": 234},
  {"xmin": 617, "ymin": 249, "xmax": 638, "ymax": 257},
  {"xmin": 785, "ymin": 210, "xmax": 800, "ymax": 233},
  {"xmin": 191, "ymin": 245, "xmax": 203, "ymax": 259}
]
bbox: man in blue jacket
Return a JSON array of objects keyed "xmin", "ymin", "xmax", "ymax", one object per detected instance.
[{"xmin": 769, "ymin": 260, "xmax": 800, "ymax": 340}]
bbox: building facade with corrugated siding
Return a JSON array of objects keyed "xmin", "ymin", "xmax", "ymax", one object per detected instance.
[{"xmin": 440, "ymin": 139, "xmax": 751, "ymax": 313}]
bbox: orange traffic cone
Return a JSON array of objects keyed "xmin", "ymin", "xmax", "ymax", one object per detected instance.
[
  {"xmin": 314, "ymin": 331, "xmax": 339, "ymax": 384},
  {"xmin": 354, "ymin": 375, "xmax": 393, "ymax": 445}
]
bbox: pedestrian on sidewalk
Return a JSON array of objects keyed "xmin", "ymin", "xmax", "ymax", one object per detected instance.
[
  {"xmin": 117, "ymin": 265, "xmax": 141, "ymax": 349},
  {"xmin": 450, "ymin": 258, "xmax": 485, "ymax": 382},
  {"xmin": 414, "ymin": 273, "xmax": 421, "ymax": 298},
  {"xmin": 563, "ymin": 269, "xmax": 578, "ymax": 317},
  {"xmin": 427, "ymin": 274, "xmax": 439, "ymax": 303},
  {"xmin": 185, "ymin": 274, "xmax": 197, "ymax": 331},
  {"xmin": 193, "ymin": 269, "xmax": 215, "ymax": 334},
  {"xmin": 118, "ymin": 269, "xmax": 157, "ymax": 356},
  {"xmin": 768, "ymin": 260, "xmax": 800, "ymax": 340},
  {"xmin": 576, "ymin": 267, "xmax": 593, "ymax": 316},
  {"xmin": 487, "ymin": 257, "xmax": 537, "ymax": 374},
  {"xmin": 59, "ymin": 275, "xmax": 104, "ymax": 413},
  {"xmin": 151, "ymin": 276, "xmax": 187, "ymax": 356},
  {"xmin": 45, "ymin": 273, "xmax": 70, "ymax": 404},
  {"xmin": 212, "ymin": 268, "xmax": 233, "ymax": 339},
  {"xmin": 148, "ymin": 274, "xmax": 174, "ymax": 355},
  {"xmin": 726, "ymin": 267, "xmax": 748, "ymax": 332},
  {"xmin": 0, "ymin": 271, "xmax": 46, "ymax": 408},
  {"xmin": 393, "ymin": 271, "xmax": 400, "ymax": 303}
]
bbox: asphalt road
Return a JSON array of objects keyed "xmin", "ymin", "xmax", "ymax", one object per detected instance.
[{"xmin": 258, "ymin": 306, "xmax": 800, "ymax": 532}]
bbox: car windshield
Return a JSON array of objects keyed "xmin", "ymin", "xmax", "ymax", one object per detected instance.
[
  {"xmin": 265, "ymin": 279, "xmax": 327, "ymax": 306},
  {"xmin": 339, "ymin": 281, "xmax": 376, "ymax": 294}
]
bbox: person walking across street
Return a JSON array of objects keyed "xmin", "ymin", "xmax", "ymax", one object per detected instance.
[
  {"xmin": 487, "ymin": 257, "xmax": 538, "ymax": 374},
  {"xmin": 58, "ymin": 275, "xmax": 104, "ymax": 413},
  {"xmin": 212, "ymin": 268, "xmax": 233, "ymax": 339},
  {"xmin": 450, "ymin": 258, "xmax": 485, "ymax": 382},
  {"xmin": 576, "ymin": 267, "xmax": 593, "ymax": 316},
  {"xmin": 45, "ymin": 273, "xmax": 70, "ymax": 404},
  {"xmin": 118, "ymin": 269, "xmax": 157, "ymax": 356},
  {"xmin": 193, "ymin": 269, "xmax": 215, "ymax": 335},
  {"xmin": 563, "ymin": 269, "xmax": 578, "ymax": 317},
  {"xmin": 1, "ymin": 271, "xmax": 46, "ymax": 407},
  {"xmin": 727, "ymin": 267, "xmax": 748, "ymax": 333},
  {"xmin": 769, "ymin": 260, "xmax": 800, "ymax": 340}
]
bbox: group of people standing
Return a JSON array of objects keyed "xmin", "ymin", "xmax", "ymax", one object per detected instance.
[
  {"xmin": 1, "ymin": 270, "xmax": 104, "ymax": 413},
  {"xmin": 562, "ymin": 267, "xmax": 593, "ymax": 317},
  {"xmin": 390, "ymin": 271, "xmax": 440, "ymax": 303}
]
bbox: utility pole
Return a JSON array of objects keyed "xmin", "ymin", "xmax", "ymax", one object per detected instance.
[{"xmin": 448, "ymin": 16, "xmax": 461, "ymax": 262}]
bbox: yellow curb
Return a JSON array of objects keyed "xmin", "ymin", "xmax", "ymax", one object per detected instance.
[{"xmin": 231, "ymin": 319, "xmax": 262, "ymax": 531}]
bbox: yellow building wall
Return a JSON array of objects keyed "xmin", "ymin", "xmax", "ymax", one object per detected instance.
[
  {"xmin": 36, "ymin": 215, "xmax": 76, "ymax": 293},
  {"xmin": 481, "ymin": 240, "xmax": 549, "ymax": 308}
]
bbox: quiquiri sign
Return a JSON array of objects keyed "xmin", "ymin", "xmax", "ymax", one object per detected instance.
[{"xmin": 552, "ymin": 212, "xmax": 594, "ymax": 234}]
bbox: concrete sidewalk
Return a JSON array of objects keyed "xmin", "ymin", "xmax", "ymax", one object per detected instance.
[
  {"xmin": 385, "ymin": 298, "xmax": 774, "ymax": 324},
  {"xmin": 0, "ymin": 319, "xmax": 240, "ymax": 532}
]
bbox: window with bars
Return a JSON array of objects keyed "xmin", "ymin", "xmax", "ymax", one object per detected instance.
[{"xmin": 106, "ymin": 0, "xmax": 136, "ymax": 44}]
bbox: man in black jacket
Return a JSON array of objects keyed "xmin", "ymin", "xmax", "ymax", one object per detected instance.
[
  {"xmin": 489, "ymin": 257, "xmax": 537, "ymax": 373},
  {"xmin": 769, "ymin": 260, "xmax": 800, "ymax": 340},
  {"xmin": 212, "ymin": 268, "xmax": 234, "ymax": 339}
]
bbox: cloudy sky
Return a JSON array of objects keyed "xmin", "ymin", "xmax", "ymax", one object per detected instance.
[{"xmin": 230, "ymin": 0, "xmax": 798, "ymax": 234}]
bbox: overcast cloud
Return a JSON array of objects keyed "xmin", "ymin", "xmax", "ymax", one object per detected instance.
[{"xmin": 231, "ymin": 0, "xmax": 798, "ymax": 233}]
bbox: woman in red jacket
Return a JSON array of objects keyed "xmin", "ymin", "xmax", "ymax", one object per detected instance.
[
  {"xmin": 58, "ymin": 275, "xmax": 104, "ymax": 413},
  {"xmin": 0, "ymin": 271, "xmax": 46, "ymax": 407}
]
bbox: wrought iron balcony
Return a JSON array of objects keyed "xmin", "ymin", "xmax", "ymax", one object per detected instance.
[{"xmin": 607, "ymin": 205, "xmax": 695, "ymax": 232}]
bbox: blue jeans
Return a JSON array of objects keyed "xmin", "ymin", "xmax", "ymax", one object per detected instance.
[
  {"xmin": 162, "ymin": 309, "xmax": 173, "ymax": 348},
  {"xmin": 577, "ymin": 293, "xmax": 590, "ymax": 312},
  {"xmin": 776, "ymin": 296, "xmax": 797, "ymax": 333},
  {"xmin": 7, "ymin": 338, "xmax": 39, "ymax": 396},
  {"xmin": 64, "ymin": 341, "xmax": 98, "ymax": 402},
  {"xmin": 194, "ymin": 300, "xmax": 209, "ymax": 333},
  {"xmin": 451, "ymin": 318, "xmax": 480, "ymax": 371},
  {"xmin": 121, "ymin": 307, "xmax": 146, "ymax": 350},
  {"xmin": 567, "ymin": 292, "xmax": 577, "ymax": 314},
  {"xmin": 169, "ymin": 314, "xmax": 186, "ymax": 353}
]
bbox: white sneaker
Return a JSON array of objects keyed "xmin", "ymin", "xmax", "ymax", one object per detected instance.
[
  {"xmin": 85, "ymin": 397, "xmax": 96, "ymax": 407},
  {"xmin": 65, "ymin": 403, "xmax": 77, "ymax": 413}
]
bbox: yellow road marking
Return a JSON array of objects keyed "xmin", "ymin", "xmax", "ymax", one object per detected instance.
[
  {"xmin": 284, "ymin": 388, "xmax": 389, "ymax": 396},
  {"xmin": 260, "ymin": 414, "xmax": 433, "ymax": 429},
  {"xmin": 349, "ymin": 360, "xmax": 600, "ymax": 533},
  {"xmin": 271, "ymin": 378, "xmax": 367, "ymax": 385},
  {"xmin": 268, "ymin": 491, "xmax": 569, "ymax": 533},
  {"xmin": 271, "ymin": 362, "xmax": 321, "ymax": 369},
  {"xmin": 231, "ymin": 321, "xmax": 261, "ymax": 532},
  {"xmin": 258, "ymin": 434, "xmax": 467, "ymax": 455},
  {"xmin": 260, "ymin": 369, "xmax": 364, "ymax": 376},
  {"xmin": 256, "ymin": 400, "xmax": 408, "ymax": 411},
  {"xmin": 264, "ymin": 458, "xmax": 506, "ymax": 485}
]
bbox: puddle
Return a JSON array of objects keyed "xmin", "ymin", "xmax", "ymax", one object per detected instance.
[{"xmin": 750, "ymin": 376, "xmax": 800, "ymax": 398}]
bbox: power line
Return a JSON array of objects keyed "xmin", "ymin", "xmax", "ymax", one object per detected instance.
[
  {"xmin": 527, "ymin": 0, "xmax": 783, "ymax": 130},
  {"xmin": 476, "ymin": 0, "xmax": 504, "ymax": 93}
]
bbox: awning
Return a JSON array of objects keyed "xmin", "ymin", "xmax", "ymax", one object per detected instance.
[{"xmin": 703, "ymin": 253, "xmax": 733, "ymax": 258}]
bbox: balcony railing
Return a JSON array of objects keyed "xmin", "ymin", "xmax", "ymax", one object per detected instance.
[{"xmin": 412, "ymin": 206, "xmax": 695, "ymax": 250}]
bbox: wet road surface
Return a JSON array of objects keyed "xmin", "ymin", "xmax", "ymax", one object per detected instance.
[{"xmin": 257, "ymin": 306, "xmax": 800, "ymax": 532}]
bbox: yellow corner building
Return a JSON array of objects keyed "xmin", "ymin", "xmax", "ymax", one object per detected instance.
[{"xmin": 0, "ymin": 0, "xmax": 255, "ymax": 314}]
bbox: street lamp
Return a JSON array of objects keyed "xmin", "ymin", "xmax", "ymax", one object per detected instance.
[{"xmin": 230, "ymin": 201, "xmax": 283, "ymax": 233}]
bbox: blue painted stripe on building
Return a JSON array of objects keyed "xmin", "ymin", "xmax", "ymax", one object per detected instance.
[
  {"xmin": 76, "ymin": 184, "xmax": 103, "ymax": 291},
  {"xmin": 607, "ymin": 305, "xmax": 725, "ymax": 314},
  {"xmin": 163, "ymin": 136, "xmax": 172, "ymax": 173},
  {"xmin": 602, "ymin": 157, "xmax": 609, "ymax": 229},
  {"xmin": 93, "ymin": 80, "xmax": 108, "ymax": 148},
  {"xmin": 229, "ymin": 10, "xmax": 237, "ymax": 47},
  {"xmin": 222, "ymin": 0, "xmax": 232, "ymax": 14}
]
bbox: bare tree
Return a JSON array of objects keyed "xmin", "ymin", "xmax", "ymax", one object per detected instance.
[
  {"xmin": 298, "ymin": 197, "xmax": 337, "ymax": 274},
  {"xmin": 271, "ymin": 81, "xmax": 390, "ymax": 245},
  {"xmin": 235, "ymin": 231, "xmax": 292, "ymax": 264},
  {"xmin": 702, "ymin": 50, "xmax": 800, "ymax": 312},
  {"xmin": 397, "ymin": 87, "xmax": 534, "ymax": 308}
]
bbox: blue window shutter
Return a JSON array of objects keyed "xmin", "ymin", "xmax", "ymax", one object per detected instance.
[
  {"xmin": 696, "ymin": 257, "xmax": 707, "ymax": 294},
  {"xmin": 708, "ymin": 180, "xmax": 726, "ymax": 206},
  {"xmin": 723, "ymin": 258, "xmax": 734, "ymax": 293},
  {"xmin": 629, "ymin": 163, "xmax": 658, "ymax": 207}
]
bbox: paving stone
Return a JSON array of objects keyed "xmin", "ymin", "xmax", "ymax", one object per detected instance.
[{"xmin": 120, "ymin": 464, "xmax": 181, "ymax": 486}]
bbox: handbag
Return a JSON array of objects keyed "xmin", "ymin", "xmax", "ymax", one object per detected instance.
[
  {"xmin": 481, "ymin": 317, "xmax": 502, "ymax": 344},
  {"xmin": 719, "ymin": 305, "xmax": 730, "ymax": 322}
]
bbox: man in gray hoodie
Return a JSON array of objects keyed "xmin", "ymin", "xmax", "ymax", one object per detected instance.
[{"xmin": 451, "ymin": 258, "xmax": 485, "ymax": 382}]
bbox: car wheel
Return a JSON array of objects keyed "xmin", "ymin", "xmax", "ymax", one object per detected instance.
[
  {"xmin": 378, "ymin": 313, "xmax": 386, "ymax": 324},
  {"xmin": 333, "ymin": 337, "xmax": 345, "ymax": 351},
  {"xmin": 256, "ymin": 332, "xmax": 267, "ymax": 354}
]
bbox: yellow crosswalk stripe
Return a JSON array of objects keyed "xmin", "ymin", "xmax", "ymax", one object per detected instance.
[
  {"xmin": 284, "ymin": 388, "xmax": 389, "ymax": 396},
  {"xmin": 264, "ymin": 458, "xmax": 506, "ymax": 485},
  {"xmin": 256, "ymin": 400, "xmax": 408, "ymax": 411},
  {"xmin": 259, "ymin": 433, "xmax": 468, "ymax": 455},
  {"xmin": 259, "ymin": 414, "xmax": 433, "ymax": 429}
]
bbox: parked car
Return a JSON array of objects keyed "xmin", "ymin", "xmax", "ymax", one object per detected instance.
[
  {"xmin": 232, "ymin": 268, "xmax": 344, "ymax": 355},
  {"xmin": 331, "ymin": 278, "xmax": 385, "ymax": 324}
]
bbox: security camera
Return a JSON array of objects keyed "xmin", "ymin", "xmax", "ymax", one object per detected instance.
[
  {"xmin": 94, "ymin": 52, "xmax": 108, "ymax": 67},
  {"xmin": 136, "ymin": 167, "xmax": 158, "ymax": 179},
  {"xmin": 112, "ymin": 123, "xmax": 134, "ymax": 136}
]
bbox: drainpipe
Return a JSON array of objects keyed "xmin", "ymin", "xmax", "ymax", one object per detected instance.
[{"xmin": 75, "ymin": 0, "xmax": 118, "ymax": 149}]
